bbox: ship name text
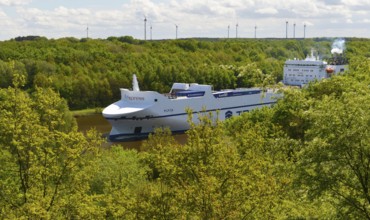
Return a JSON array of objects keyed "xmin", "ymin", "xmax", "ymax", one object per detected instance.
[{"xmin": 124, "ymin": 95, "xmax": 145, "ymax": 101}]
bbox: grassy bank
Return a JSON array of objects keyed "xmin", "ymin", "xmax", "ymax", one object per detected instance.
[{"xmin": 72, "ymin": 108, "xmax": 103, "ymax": 117}]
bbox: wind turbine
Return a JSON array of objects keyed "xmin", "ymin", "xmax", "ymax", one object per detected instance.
[
  {"xmin": 236, "ymin": 23, "xmax": 238, "ymax": 38},
  {"xmin": 86, "ymin": 24, "xmax": 89, "ymax": 39},
  {"xmin": 175, "ymin": 24, "xmax": 178, "ymax": 39},
  {"xmin": 286, "ymin": 21, "xmax": 288, "ymax": 38},
  {"xmin": 254, "ymin": 25, "xmax": 257, "ymax": 39},
  {"xmin": 144, "ymin": 16, "xmax": 147, "ymax": 40}
]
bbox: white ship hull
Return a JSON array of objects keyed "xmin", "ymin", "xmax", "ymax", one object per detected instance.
[{"xmin": 103, "ymin": 81, "xmax": 279, "ymax": 141}]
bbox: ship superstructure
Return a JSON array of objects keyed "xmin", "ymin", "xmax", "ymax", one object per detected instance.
[{"xmin": 283, "ymin": 51, "xmax": 348, "ymax": 87}]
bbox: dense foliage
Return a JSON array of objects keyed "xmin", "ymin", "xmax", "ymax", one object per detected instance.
[
  {"xmin": 0, "ymin": 37, "xmax": 369, "ymax": 219},
  {"xmin": 0, "ymin": 37, "xmax": 331, "ymax": 109}
]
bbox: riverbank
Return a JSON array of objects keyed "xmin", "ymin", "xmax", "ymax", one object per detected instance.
[{"xmin": 71, "ymin": 108, "xmax": 102, "ymax": 117}]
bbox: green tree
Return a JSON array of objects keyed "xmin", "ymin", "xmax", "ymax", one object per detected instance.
[
  {"xmin": 298, "ymin": 90, "xmax": 370, "ymax": 219},
  {"xmin": 141, "ymin": 112, "xmax": 297, "ymax": 219},
  {"xmin": 0, "ymin": 72, "xmax": 103, "ymax": 218},
  {"xmin": 273, "ymin": 87, "xmax": 310, "ymax": 141},
  {"xmin": 137, "ymin": 128, "xmax": 183, "ymax": 219},
  {"xmin": 88, "ymin": 146, "xmax": 148, "ymax": 219},
  {"xmin": 235, "ymin": 63, "xmax": 264, "ymax": 87},
  {"xmin": 32, "ymin": 87, "xmax": 76, "ymax": 132}
]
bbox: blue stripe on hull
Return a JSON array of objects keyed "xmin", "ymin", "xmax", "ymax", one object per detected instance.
[{"xmin": 109, "ymin": 130, "xmax": 187, "ymax": 142}]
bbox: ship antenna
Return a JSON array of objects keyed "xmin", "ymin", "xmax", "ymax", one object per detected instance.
[{"xmin": 132, "ymin": 74, "xmax": 140, "ymax": 91}]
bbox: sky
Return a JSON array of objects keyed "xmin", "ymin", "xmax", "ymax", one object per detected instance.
[{"xmin": 0, "ymin": 0, "xmax": 370, "ymax": 40}]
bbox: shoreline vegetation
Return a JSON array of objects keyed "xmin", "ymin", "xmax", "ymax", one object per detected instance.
[{"xmin": 71, "ymin": 108, "xmax": 103, "ymax": 117}]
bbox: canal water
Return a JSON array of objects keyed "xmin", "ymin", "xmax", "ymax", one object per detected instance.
[
  {"xmin": 75, "ymin": 114, "xmax": 187, "ymax": 149},
  {"xmin": 75, "ymin": 113, "xmax": 111, "ymax": 134}
]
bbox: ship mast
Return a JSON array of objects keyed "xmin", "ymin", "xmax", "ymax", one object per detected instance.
[{"xmin": 132, "ymin": 74, "xmax": 140, "ymax": 91}]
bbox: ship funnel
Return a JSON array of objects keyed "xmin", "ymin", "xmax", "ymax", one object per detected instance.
[{"xmin": 132, "ymin": 74, "xmax": 140, "ymax": 91}]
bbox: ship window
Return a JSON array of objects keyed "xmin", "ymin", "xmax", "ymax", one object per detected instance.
[
  {"xmin": 154, "ymin": 99, "xmax": 158, "ymax": 102},
  {"xmin": 134, "ymin": 127, "xmax": 142, "ymax": 134}
]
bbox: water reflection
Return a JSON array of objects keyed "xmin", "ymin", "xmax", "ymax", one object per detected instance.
[{"xmin": 75, "ymin": 114, "xmax": 187, "ymax": 150}]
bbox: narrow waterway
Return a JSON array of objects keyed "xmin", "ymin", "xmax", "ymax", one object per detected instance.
[
  {"xmin": 75, "ymin": 113, "xmax": 111, "ymax": 134},
  {"xmin": 75, "ymin": 114, "xmax": 187, "ymax": 150}
]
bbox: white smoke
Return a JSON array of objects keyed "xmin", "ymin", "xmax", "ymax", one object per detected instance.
[{"xmin": 331, "ymin": 38, "xmax": 345, "ymax": 54}]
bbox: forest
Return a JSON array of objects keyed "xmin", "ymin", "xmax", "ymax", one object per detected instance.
[
  {"xmin": 0, "ymin": 36, "xmax": 333, "ymax": 110},
  {"xmin": 0, "ymin": 37, "xmax": 369, "ymax": 219}
]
